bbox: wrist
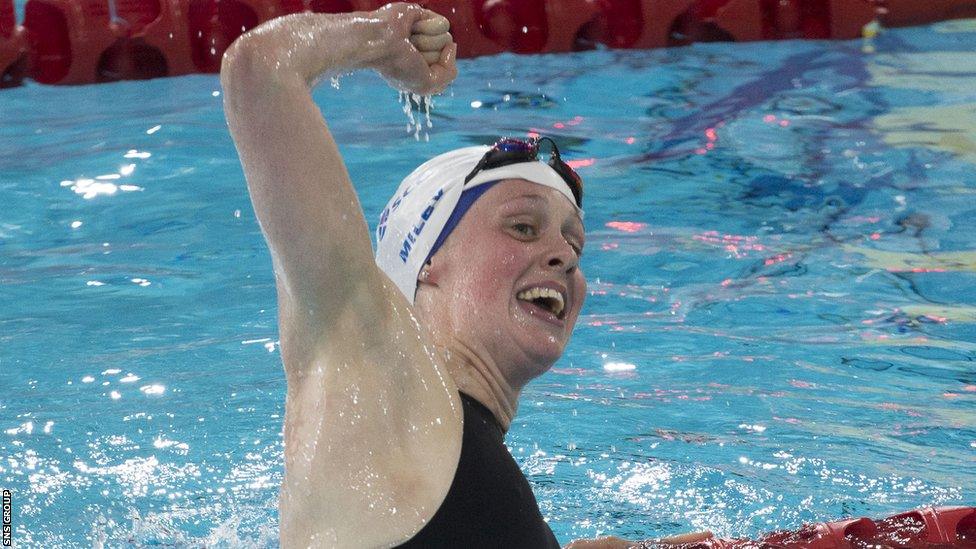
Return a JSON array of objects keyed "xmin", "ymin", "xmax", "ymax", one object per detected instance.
[
  {"xmin": 354, "ymin": 12, "xmax": 399, "ymax": 71},
  {"xmin": 300, "ymin": 12, "xmax": 381, "ymax": 81}
]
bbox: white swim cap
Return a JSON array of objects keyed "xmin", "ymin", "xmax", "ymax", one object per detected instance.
[{"xmin": 375, "ymin": 145, "xmax": 582, "ymax": 303}]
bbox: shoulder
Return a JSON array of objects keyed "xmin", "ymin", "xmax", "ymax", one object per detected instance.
[{"xmin": 278, "ymin": 278, "xmax": 464, "ymax": 548}]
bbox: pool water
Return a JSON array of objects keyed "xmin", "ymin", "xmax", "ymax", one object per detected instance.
[{"xmin": 2, "ymin": 17, "xmax": 976, "ymax": 547}]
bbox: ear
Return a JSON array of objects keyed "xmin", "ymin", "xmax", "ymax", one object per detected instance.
[{"xmin": 417, "ymin": 259, "xmax": 440, "ymax": 288}]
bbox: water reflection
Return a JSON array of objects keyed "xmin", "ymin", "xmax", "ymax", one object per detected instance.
[{"xmin": 2, "ymin": 20, "xmax": 975, "ymax": 547}]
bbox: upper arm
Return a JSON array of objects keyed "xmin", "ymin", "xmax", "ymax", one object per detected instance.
[{"xmin": 221, "ymin": 35, "xmax": 382, "ymax": 342}]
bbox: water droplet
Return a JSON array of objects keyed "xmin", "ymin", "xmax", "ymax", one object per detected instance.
[{"xmin": 398, "ymin": 92, "xmax": 436, "ymax": 141}]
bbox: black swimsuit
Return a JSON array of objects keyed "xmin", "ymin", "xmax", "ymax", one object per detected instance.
[{"xmin": 396, "ymin": 392, "xmax": 561, "ymax": 548}]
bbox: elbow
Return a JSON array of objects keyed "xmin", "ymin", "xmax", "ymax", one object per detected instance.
[
  {"xmin": 219, "ymin": 32, "xmax": 293, "ymax": 113},
  {"xmin": 220, "ymin": 25, "xmax": 306, "ymax": 105},
  {"xmin": 220, "ymin": 32, "xmax": 266, "ymax": 91}
]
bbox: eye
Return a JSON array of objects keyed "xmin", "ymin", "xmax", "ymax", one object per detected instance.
[
  {"xmin": 565, "ymin": 238, "xmax": 583, "ymax": 257},
  {"xmin": 566, "ymin": 233, "xmax": 584, "ymax": 257},
  {"xmin": 511, "ymin": 222, "xmax": 537, "ymax": 237}
]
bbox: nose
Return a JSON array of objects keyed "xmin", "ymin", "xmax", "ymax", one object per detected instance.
[{"xmin": 543, "ymin": 236, "xmax": 579, "ymax": 273}]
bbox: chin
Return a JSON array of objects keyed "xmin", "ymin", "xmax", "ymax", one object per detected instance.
[
  {"xmin": 511, "ymin": 334, "xmax": 567, "ymax": 376},
  {"xmin": 493, "ymin": 294, "xmax": 578, "ymax": 377}
]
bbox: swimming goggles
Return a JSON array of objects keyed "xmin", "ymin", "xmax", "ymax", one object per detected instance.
[{"xmin": 463, "ymin": 137, "xmax": 583, "ymax": 208}]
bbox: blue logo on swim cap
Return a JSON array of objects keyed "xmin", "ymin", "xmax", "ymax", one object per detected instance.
[
  {"xmin": 378, "ymin": 182, "xmax": 419, "ymax": 243},
  {"xmin": 377, "ymin": 207, "xmax": 390, "ymax": 241},
  {"xmin": 399, "ymin": 187, "xmax": 445, "ymax": 263}
]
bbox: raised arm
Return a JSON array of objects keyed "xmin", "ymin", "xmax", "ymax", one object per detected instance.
[
  {"xmin": 221, "ymin": 7, "xmax": 463, "ymax": 547},
  {"xmin": 220, "ymin": 4, "xmax": 456, "ymax": 352}
]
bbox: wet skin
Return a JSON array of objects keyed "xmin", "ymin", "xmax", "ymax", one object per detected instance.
[{"xmin": 414, "ymin": 180, "xmax": 586, "ymax": 427}]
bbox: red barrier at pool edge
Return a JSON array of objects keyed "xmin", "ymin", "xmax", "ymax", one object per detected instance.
[
  {"xmin": 9, "ymin": 0, "xmax": 976, "ymax": 86},
  {"xmin": 23, "ymin": 0, "xmax": 125, "ymax": 84},
  {"xmin": 880, "ymin": 0, "xmax": 976, "ymax": 28},
  {"xmin": 644, "ymin": 506, "xmax": 976, "ymax": 548},
  {"xmin": 0, "ymin": 0, "xmax": 27, "ymax": 87},
  {"xmin": 112, "ymin": 0, "xmax": 195, "ymax": 77},
  {"xmin": 307, "ymin": 0, "xmax": 355, "ymax": 13},
  {"xmin": 188, "ymin": 0, "xmax": 259, "ymax": 72},
  {"xmin": 23, "ymin": 0, "xmax": 195, "ymax": 84}
]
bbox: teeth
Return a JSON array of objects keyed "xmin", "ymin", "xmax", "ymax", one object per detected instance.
[{"xmin": 516, "ymin": 287, "xmax": 565, "ymax": 317}]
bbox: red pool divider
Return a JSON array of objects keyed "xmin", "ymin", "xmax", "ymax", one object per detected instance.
[
  {"xmin": 600, "ymin": 0, "xmax": 698, "ymax": 49},
  {"xmin": 23, "ymin": 0, "xmax": 197, "ymax": 83},
  {"xmin": 447, "ymin": 0, "xmax": 600, "ymax": 56},
  {"xmin": 668, "ymin": 0, "xmax": 878, "ymax": 43},
  {"xmin": 880, "ymin": 0, "xmax": 976, "ymax": 28},
  {"xmin": 21, "ymin": 0, "xmax": 362, "ymax": 83},
  {"xmin": 306, "ymin": 0, "xmax": 354, "ymax": 13},
  {"xmin": 111, "ymin": 0, "xmax": 194, "ymax": 78},
  {"xmin": 866, "ymin": 507, "xmax": 976, "ymax": 547},
  {"xmin": 187, "ymin": 0, "xmax": 258, "ymax": 72},
  {"xmin": 8, "ymin": 0, "xmax": 976, "ymax": 86},
  {"xmin": 185, "ymin": 0, "xmax": 390, "ymax": 73},
  {"xmin": 0, "ymin": 0, "xmax": 27, "ymax": 87},
  {"xmin": 653, "ymin": 506, "xmax": 976, "ymax": 548},
  {"xmin": 23, "ymin": 0, "xmax": 123, "ymax": 84},
  {"xmin": 574, "ymin": 0, "xmax": 650, "ymax": 49},
  {"xmin": 187, "ymin": 0, "xmax": 338, "ymax": 72}
]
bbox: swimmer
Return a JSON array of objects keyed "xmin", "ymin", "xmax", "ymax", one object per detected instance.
[{"xmin": 221, "ymin": 4, "xmax": 707, "ymax": 547}]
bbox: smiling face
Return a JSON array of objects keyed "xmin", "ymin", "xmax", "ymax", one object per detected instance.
[{"xmin": 414, "ymin": 179, "xmax": 586, "ymax": 387}]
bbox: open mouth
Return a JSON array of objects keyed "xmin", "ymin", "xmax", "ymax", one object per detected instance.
[{"xmin": 516, "ymin": 286, "xmax": 566, "ymax": 320}]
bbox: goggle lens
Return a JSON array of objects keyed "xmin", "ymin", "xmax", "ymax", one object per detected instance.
[{"xmin": 463, "ymin": 137, "xmax": 583, "ymax": 208}]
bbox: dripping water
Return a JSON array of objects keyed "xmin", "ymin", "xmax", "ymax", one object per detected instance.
[{"xmin": 398, "ymin": 92, "xmax": 435, "ymax": 142}]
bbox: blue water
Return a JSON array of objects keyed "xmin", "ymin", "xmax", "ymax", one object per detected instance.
[{"xmin": 2, "ymin": 18, "xmax": 976, "ymax": 547}]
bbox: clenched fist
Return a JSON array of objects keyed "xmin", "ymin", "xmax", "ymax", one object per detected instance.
[{"xmin": 370, "ymin": 3, "xmax": 458, "ymax": 95}]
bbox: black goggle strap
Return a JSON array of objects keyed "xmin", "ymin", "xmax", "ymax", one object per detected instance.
[
  {"xmin": 463, "ymin": 137, "xmax": 583, "ymax": 208},
  {"xmin": 552, "ymin": 162, "xmax": 583, "ymax": 208},
  {"xmin": 535, "ymin": 137, "xmax": 583, "ymax": 208},
  {"xmin": 463, "ymin": 139, "xmax": 537, "ymax": 184}
]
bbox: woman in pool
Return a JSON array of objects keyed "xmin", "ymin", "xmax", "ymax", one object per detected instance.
[{"xmin": 221, "ymin": 3, "xmax": 706, "ymax": 547}]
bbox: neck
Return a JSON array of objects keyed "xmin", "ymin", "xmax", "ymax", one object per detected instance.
[{"xmin": 436, "ymin": 340, "xmax": 520, "ymax": 433}]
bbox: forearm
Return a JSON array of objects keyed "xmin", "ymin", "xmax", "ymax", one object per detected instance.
[{"xmin": 222, "ymin": 11, "xmax": 386, "ymax": 89}]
